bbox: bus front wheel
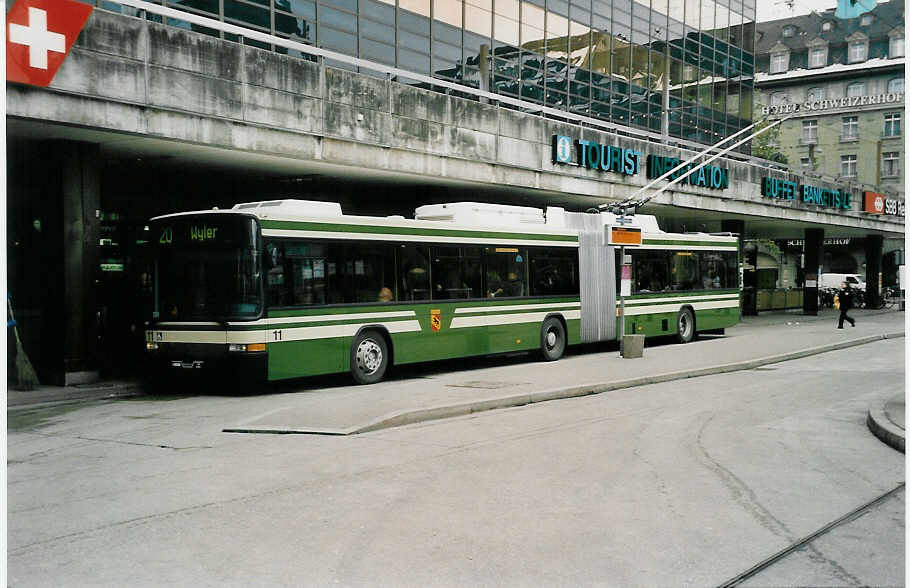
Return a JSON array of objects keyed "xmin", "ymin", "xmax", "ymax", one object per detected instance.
[
  {"xmin": 676, "ymin": 308, "xmax": 695, "ymax": 344},
  {"xmin": 540, "ymin": 317, "xmax": 566, "ymax": 361},
  {"xmin": 350, "ymin": 330, "xmax": 389, "ymax": 384}
]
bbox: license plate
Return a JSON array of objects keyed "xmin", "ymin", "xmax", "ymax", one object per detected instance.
[{"xmin": 171, "ymin": 360, "xmax": 204, "ymax": 369}]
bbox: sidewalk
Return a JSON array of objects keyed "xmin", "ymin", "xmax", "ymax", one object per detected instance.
[
  {"xmin": 7, "ymin": 308, "xmax": 905, "ymax": 446},
  {"xmin": 222, "ymin": 307, "xmax": 905, "ymax": 435}
]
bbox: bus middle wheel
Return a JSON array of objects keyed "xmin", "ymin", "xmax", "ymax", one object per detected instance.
[
  {"xmin": 350, "ymin": 330, "xmax": 389, "ymax": 384},
  {"xmin": 540, "ymin": 317, "xmax": 566, "ymax": 361},
  {"xmin": 676, "ymin": 307, "xmax": 695, "ymax": 344}
]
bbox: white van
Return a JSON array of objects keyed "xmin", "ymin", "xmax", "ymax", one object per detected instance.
[{"xmin": 820, "ymin": 273, "xmax": 865, "ymax": 291}]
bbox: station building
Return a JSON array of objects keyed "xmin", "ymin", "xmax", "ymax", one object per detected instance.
[{"xmin": 6, "ymin": 0, "xmax": 903, "ymax": 384}]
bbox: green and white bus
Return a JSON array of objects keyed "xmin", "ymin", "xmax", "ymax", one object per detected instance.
[{"xmin": 145, "ymin": 200, "xmax": 740, "ymax": 383}]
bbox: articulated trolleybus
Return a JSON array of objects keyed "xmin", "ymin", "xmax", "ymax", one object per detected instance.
[{"xmin": 145, "ymin": 200, "xmax": 740, "ymax": 383}]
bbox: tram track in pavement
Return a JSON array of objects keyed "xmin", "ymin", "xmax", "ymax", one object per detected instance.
[{"xmin": 715, "ymin": 482, "xmax": 905, "ymax": 587}]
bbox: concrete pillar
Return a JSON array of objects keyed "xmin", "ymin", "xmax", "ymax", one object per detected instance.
[
  {"xmin": 803, "ymin": 228, "xmax": 824, "ymax": 315},
  {"xmin": 44, "ymin": 141, "xmax": 101, "ymax": 385},
  {"xmin": 721, "ymin": 220, "xmax": 749, "ymax": 314},
  {"xmin": 865, "ymin": 234, "xmax": 884, "ymax": 308}
]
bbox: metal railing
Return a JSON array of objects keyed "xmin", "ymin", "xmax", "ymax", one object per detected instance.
[{"xmin": 96, "ymin": 0, "xmax": 786, "ymax": 173}]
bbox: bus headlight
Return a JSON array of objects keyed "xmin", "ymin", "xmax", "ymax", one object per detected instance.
[{"xmin": 146, "ymin": 342, "xmax": 159, "ymax": 351}]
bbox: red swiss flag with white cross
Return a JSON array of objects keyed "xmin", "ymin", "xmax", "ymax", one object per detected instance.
[{"xmin": 6, "ymin": 0, "xmax": 93, "ymax": 87}]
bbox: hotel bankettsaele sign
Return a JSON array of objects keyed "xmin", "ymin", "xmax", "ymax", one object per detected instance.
[
  {"xmin": 6, "ymin": 0, "xmax": 92, "ymax": 87},
  {"xmin": 761, "ymin": 178, "xmax": 906, "ymax": 216}
]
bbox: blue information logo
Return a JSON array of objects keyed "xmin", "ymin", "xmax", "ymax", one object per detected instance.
[{"xmin": 553, "ymin": 135, "xmax": 573, "ymax": 164}]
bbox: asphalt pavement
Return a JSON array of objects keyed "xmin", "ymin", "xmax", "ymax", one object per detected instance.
[{"xmin": 8, "ymin": 307, "xmax": 904, "ymax": 450}]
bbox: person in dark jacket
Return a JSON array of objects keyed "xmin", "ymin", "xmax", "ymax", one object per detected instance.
[{"xmin": 837, "ymin": 281, "xmax": 856, "ymax": 328}]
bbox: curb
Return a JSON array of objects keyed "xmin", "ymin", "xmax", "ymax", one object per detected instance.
[
  {"xmin": 867, "ymin": 403, "xmax": 905, "ymax": 454},
  {"xmin": 224, "ymin": 330, "xmax": 906, "ymax": 436}
]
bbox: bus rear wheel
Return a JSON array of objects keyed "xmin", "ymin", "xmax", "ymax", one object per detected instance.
[
  {"xmin": 350, "ymin": 330, "xmax": 389, "ymax": 384},
  {"xmin": 676, "ymin": 307, "xmax": 695, "ymax": 344},
  {"xmin": 540, "ymin": 317, "xmax": 566, "ymax": 361}
]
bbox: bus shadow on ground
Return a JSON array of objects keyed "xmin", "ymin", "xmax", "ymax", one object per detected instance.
[
  {"xmin": 142, "ymin": 332, "xmax": 727, "ymax": 398},
  {"xmin": 136, "ymin": 331, "xmax": 728, "ymax": 398}
]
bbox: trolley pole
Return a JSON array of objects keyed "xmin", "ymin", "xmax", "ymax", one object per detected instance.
[{"xmin": 619, "ymin": 244, "xmax": 625, "ymax": 356}]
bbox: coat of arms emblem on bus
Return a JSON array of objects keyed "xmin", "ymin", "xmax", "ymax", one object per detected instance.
[{"xmin": 430, "ymin": 309, "xmax": 442, "ymax": 332}]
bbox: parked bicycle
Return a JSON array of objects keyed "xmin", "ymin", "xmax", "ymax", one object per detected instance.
[{"xmin": 877, "ymin": 287, "xmax": 898, "ymax": 310}]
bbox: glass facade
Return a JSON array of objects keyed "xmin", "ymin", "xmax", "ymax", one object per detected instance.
[{"xmin": 120, "ymin": 0, "xmax": 755, "ymax": 145}]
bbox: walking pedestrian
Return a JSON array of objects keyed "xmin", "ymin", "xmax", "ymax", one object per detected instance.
[{"xmin": 837, "ymin": 280, "xmax": 856, "ymax": 329}]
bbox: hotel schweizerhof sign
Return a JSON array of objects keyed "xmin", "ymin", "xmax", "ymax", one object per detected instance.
[{"xmin": 761, "ymin": 92, "xmax": 905, "ymax": 116}]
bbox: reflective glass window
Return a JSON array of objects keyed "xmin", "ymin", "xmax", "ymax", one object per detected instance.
[
  {"xmin": 278, "ymin": 0, "xmax": 315, "ymax": 20},
  {"xmin": 496, "ymin": 0, "xmax": 520, "ymax": 17},
  {"xmin": 494, "ymin": 14, "xmax": 520, "ymax": 46},
  {"xmin": 322, "ymin": 0, "xmax": 357, "ymax": 10},
  {"xmin": 400, "ymin": 47, "xmax": 431, "ymax": 72},
  {"xmin": 362, "ymin": 38, "xmax": 396, "ymax": 65},
  {"xmin": 276, "ymin": 13, "xmax": 316, "ymax": 40},
  {"xmin": 400, "ymin": 9, "xmax": 430, "ymax": 33},
  {"xmin": 224, "ymin": 0, "xmax": 269, "ymax": 29},
  {"xmin": 400, "ymin": 0, "xmax": 430, "ymax": 16},
  {"xmin": 400, "ymin": 29, "xmax": 430, "ymax": 53},
  {"xmin": 320, "ymin": 6, "xmax": 356, "ymax": 33},
  {"xmin": 362, "ymin": 0, "xmax": 394, "ymax": 21},
  {"xmin": 361, "ymin": 18, "xmax": 394, "ymax": 43},
  {"xmin": 321, "ymin": 27, "xmax": 357, "ymax": 53},
  {"xmin": 169, "ymin": 0, "xmax": 218, "ymax": 15},
  {"xmin": 465, "ymin": 4, "xmax": 492, "ymax": 37},
  {"xmin": 434, "ymin": 0, "xmax": 463, "ymax": 27}
]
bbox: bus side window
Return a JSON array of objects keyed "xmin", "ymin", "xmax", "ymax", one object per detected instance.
[
  {"xmin": 265, "ymin": 240, "xmax": 289, "ymax": 307},
  {"xmin": 701, "ymin": 252, "xmax": 732, "ymax": 289},
  {"xmin": 670, "ymin": 252, "xmax": 698, "ymax": 290},
  {"xmin": 431, "ymin": 246, "xmax": 482, "ymax": 299},
  {"xmin": 343, "ymin": 242, "xmax": 396, "ymax": 304},
  {"xmin": 529, "ymin": 248, "xmax": 579, "ymax": 296},
  {"xmin": 398, "ymin": 244, "xmax": 431, "ymax": 301},
  {"xmin": 484, "ymin": 247, "xmax": 527, "ymax": 298},
  {"xmin": 633, "ymin": 250, "xmax": 670, "ymax": 293}
]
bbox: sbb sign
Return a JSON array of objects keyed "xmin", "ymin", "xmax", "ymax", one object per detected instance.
[{"xmin": 864, "ymin": 191, "xmax": 905, "ymax": 217}]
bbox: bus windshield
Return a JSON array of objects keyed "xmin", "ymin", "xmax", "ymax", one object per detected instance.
[{"xmin": 151, "ymin": 214, "xmax": 262, "ymax": 322}]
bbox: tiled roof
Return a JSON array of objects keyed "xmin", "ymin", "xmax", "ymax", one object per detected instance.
[{"xmin": 755, "ymin": 0, "xmax": 904, "ymax": 54}]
